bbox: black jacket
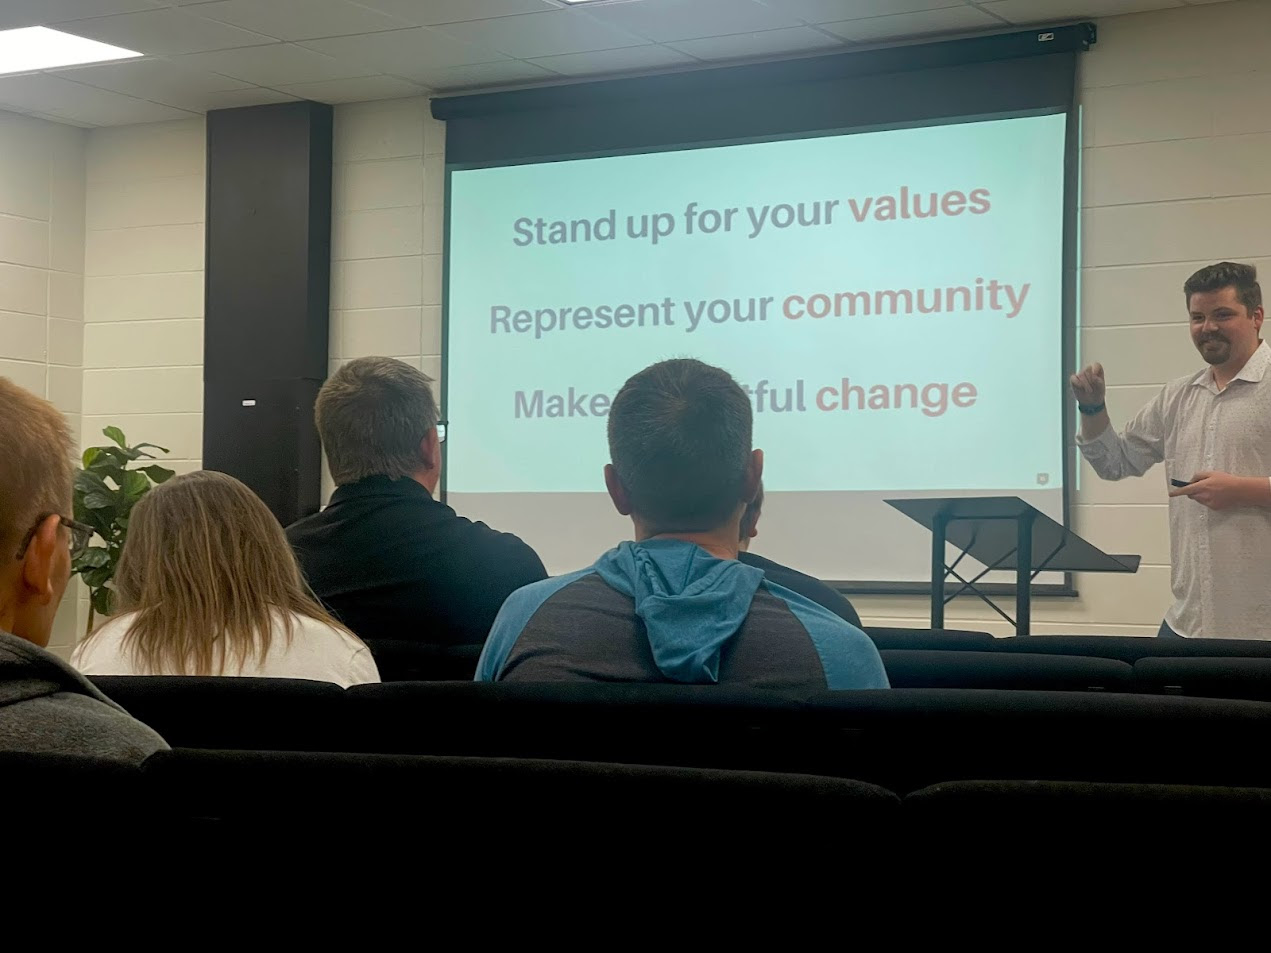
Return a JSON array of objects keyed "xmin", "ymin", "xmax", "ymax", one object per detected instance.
[
  {"xmin": 737, "ymin": 551, "xmax": 863, "ymax": 629},
  {"xmin": 287, "ymin": 477, "xmax": 547, "ymax": 647}
]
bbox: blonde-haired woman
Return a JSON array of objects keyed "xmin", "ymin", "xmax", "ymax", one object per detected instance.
[{"xmin": 73, "ymin": 471, "xmax": 379, "ymax": 687}]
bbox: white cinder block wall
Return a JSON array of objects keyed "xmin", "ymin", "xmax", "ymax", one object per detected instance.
[
  {"xmin": 82, "ymin": 118, "xmax": 206, "ymax": 477},
  {"xmin": 0, "ymin": 110, "xmax": 86, "ymax": 654},
  {"xmin": 327, "ymin": 98, "xmax": 446, "ymax": 498},
  {"xmin": 43, "ymin": 0, "xmax": 1271, "ymax": 639}
]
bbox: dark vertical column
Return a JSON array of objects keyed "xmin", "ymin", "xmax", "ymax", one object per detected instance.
[{"xmin": 202, "ymin": 102, "xmax": 333, "ymax": 525}]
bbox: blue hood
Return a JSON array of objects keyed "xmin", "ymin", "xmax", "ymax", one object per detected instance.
[{"xmin": 592, "ymin": 539, "xmax": 765, "ymax": 684}]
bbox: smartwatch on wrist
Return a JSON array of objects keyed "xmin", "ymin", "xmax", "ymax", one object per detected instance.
[{"xmin": 1078, "ymin": 402, "xmax": 1106, "ymax": 416}]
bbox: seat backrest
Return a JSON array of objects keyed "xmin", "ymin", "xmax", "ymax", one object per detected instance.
[
  {"xmin": 804, "ymin": 688, "xmax": 1271, "ymax": 794},
  {"xmin": 1134, "ymin": 657, "xmax": 1271, "ymax": 701},
  {"xmin": 866, "ymin": 627, "xmax": 997, "ymax": 651},
  {"xmin": 905, "ymin": 778, "xmax": 1271, "ymax": 832},
  {"xmin": 343, "ymin": 680, "xmax": 814, "ymax": 769},
  {"xmin": 879, "ymin": 650, "xmax": 1134, "ymax": 691},
  {"xmin": 143, "ymin": 748, "xmax": 899, "ymax": 841},
  {"xmin": 989, "ymin": 635, "xmax": 1271, "ymax": 662},
  {"xmin": 365, "ymin": 640, "xmax": 481, "ymax": 681},
  {"xmin": 90, "ymin": 676, "xmax": 349, "ymax": 750},
  {"xmin": 0, "ymin": 750, "xmax": 141, "ymax": 802}
]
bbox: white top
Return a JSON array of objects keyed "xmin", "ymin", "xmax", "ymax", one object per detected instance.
[
  {"xmin": 72, "ymin": 609, "xmax": 380, "ymax": 687},
  {"xmin": 1077, "ymin": 340, "xmax": 1271, "ymax": 639}
]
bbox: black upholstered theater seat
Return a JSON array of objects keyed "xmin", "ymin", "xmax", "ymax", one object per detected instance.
[
  {"xmin": 143, "ymin": 748, "xmax": 900, "ymax": 840},
  {"xmin": 908, "ymin": 777, "xmax": 1271, "ymax": 810},
  {"xmin": 344, "ymin": 680, "xmax": 817, "ymax": 770},
  {"xmin": 364, "ymin": 640, "xmax": 481, "ymax": 681},
  {"xmin": 89, "ymin": 676, "xmax": 349, "ymax": 751},
  {"xmin": 905, "ymin": 778, "xmax": 1271, "ymax": 841},
  {"xmin": 0, "ymin": 751, "xmax": 142, "ymax": 806},
  {"xmin": 988, "ymin": 634, "xmax": 1271, "ymax": 663},
  {"xmin": 805, "ymin": 689, "xmax": 1271, "ymax": 794},
  {"xmin": 1134, "ymin": 657, "xmax": 1271, "ymax": 701},
  {"xmin": 865, "ymin": 627, "xmax": 997, "ymax": 650},
  {"xmin": 879, "ymin": 650, "xmax": 1134, "ymax": 691}
]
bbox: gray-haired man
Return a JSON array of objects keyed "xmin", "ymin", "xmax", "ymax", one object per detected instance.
[{"xmin": 288, "ymin": 357, "xmax": 546, "ymax": 656}]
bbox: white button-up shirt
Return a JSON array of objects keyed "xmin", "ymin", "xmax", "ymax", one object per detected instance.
[{"xmin": 1078, "ymin": 340, "xmax": 1271, "ymax": 639}]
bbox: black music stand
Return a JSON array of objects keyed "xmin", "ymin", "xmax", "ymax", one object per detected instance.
[{"xmin": 886, "ymin": 496, "xmax": 1140, "ymax": 636}]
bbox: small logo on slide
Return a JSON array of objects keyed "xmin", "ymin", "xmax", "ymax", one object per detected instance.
[{"xmin": 1036, "ymin": 473, "xmax": 1050, "ymax": 486}]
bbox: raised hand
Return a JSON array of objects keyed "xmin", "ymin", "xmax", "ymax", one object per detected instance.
[{"xmin": 1070, "ymin": 363, "xmax": 1106, "ymax": 406}]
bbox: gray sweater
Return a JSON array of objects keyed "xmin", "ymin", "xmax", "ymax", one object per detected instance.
[{"xmin": 0, "ymin": 630, "xmax": 167, "ymax": 765}]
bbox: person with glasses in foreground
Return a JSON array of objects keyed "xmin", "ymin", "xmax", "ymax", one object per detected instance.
[{"xmin": 0, "ymin": 377, "xmax": 166, "ymax": 763}]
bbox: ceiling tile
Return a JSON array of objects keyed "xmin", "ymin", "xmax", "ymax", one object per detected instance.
[
  {"xmin": 188, "ymin": 0, "xmax": 414, "ymax": 42},
  {"xmin": 530, "ymin": 44, "xmax": 698, "ymax": 76},
  {"xmin": 47, "ymin": 57, "xmax": 250, "ymax": 112},
  {"xmin": 279, "ymin": 74, "xmax": 428, "ymax": 104},
  {"xmin": 0, "ymin": 0, "xmax": 162, "ymax": 30},
  {"xmin": 197, "ymin": 87, "xmax": 301, "ymax": 109},
  {"xmin": 753, "ymin": 0, "xmax": 964, "ymax": 24},
  {"xmin": 22, "ymin": 110, "xmax": 98, "ymax": 128},
  {"xmin": 416, "ymin": 59, "xmax": 560, "ymax": 91},
  {"xmin": 669, "ymin": 25, "xmax": 845, "ymax": 60},
  {"xmin": 0, "ymin": 73, "xmax": 197, "ymax": 125},
  {"xmin": 820, "ymin": 5, "xmax": 1003, "ymax": 42},
  {"xmin": 584, "ymin": 0, "xmax": 804, "ymax": 42},
  {"xmin": 436, "ymin": 9, "xmax": 650, "ymax": 59},
  {"xmin": 300, "ymin": 27, "xmax": 506, "ymax": 77},
  {"xmin": 175, "ymin": 42, "xmax": 374, "ymax": 86},
  {"xmin": 55, "ymin": 7, "xmax": 277, "ymax": 55},
  {"xmin": 352, "ymin": 0, "xmax": 560, "ymax": 26},
  {"xmin": 979, "ymin": 0, "xmax": 1181, "ymax": 23}
]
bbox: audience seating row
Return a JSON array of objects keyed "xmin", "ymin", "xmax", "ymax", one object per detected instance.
[
  {"xmin": 878, "ymin": 649, "xmax": 1271, "ymax": 698},
  {"xmin": 11, "ymin": 749, "xmax": 1271, "ymax": 844},
  {"xmin": 367, "ymin": 628, "xmax": 1271, "ymax": 682},
  {"xmin": 867, "ymin": 627, "xmax": 1271, "ymax": 661},
  {"xmin": 88, "ymin": 677, "xmax": 1271, "ymax": 795}
]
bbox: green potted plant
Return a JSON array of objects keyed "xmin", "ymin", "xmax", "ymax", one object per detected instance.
[{"xmin": 72, "ymin": 426, "xmax": 175, "ymax": 633}]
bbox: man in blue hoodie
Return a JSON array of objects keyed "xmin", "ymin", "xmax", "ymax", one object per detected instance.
[{"xmin": 476, "ymin": 359, "xmax": 888, "ymax": 691}]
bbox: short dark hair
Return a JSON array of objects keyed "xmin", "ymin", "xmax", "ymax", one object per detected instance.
[
  {"xmin": 607, "ymin": 359, "xmax": 752, "ymax": 534},
  {"xmin": 1184, "ymin": 261, "xmax": 1262, "ymax": 315},
  {"xmin": 316, "ymin": 357, "xmax": 439, "ymax": 485}
]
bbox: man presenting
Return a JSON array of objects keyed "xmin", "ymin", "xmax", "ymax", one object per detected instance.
[{"xmin": 1072, "ymin": 261, "xmax": 1271, "ymax": 638}]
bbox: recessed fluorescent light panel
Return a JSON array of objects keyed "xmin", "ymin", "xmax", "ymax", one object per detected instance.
[
  {"xmin": 557, "ymin": 1, "xmax": 616, "ymax": 5},
  {"xmin": 0, "ymin": 26, "xmax": 142, "ymax": 76}
]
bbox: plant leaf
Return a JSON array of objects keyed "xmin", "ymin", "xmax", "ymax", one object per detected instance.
[
  {"xmin": 82, "ymin": 566, "xmax": 114, "ymax": 588},
  {"xmin": 121, "ymin": 470, "xmax": 149, "ymax": 500},
  {"xmin": 82, "ymin": 447, "xmax": 102, "ymax": 468},
  {"xmin": 74, "ymin": 469, "xmax": 109, "ymax": 494},
  {"xmin": 102, "ymin": 426, "xmax": 127, "ymax": 449},
  {"xmin": 75, "ymin": 547, "xmax": 110, "ymax": 569},
  {"xmin": 82, "ymin": 488, "xmax": 115, "ymax": 509},
  {"xmin": 141, "ymin": 465, "xmax": 176, "ymax": 484},
  {"xmin": 89, "ymin": 447, "xmax": 131, "ymax": 471},
  {"xmin": 132, "ymin": 443, "xmax": 170, "ymax": 455},
  {"xmin": 90, "ymin": 585, "xmax": 115, "ymax": 617}
]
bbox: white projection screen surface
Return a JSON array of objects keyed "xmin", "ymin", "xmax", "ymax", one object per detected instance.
[
  {"xmin": 434, "ymin": 29, "xmax": 1082, "ymax": 587},
  {"xmin": 437, "ymin": 33, "xmax": 1084, "ymax": 589}
]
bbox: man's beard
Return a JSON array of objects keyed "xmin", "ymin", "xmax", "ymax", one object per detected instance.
[{"xmin": 1198, "ymin": 334, "xmax": 1231, "ymax": 365}]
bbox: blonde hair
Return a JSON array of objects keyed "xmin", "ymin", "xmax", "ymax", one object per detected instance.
[
  {"xmin": 316, "ymin": 356, "xmax": 438, "ymax": 485},
  {"xmin": 0, "ymin": 377, "xmax": 73, "ymax": 554},
  {"xmin": 86, "ymin": 470, "xmax": 361, "ymax": 676}
]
